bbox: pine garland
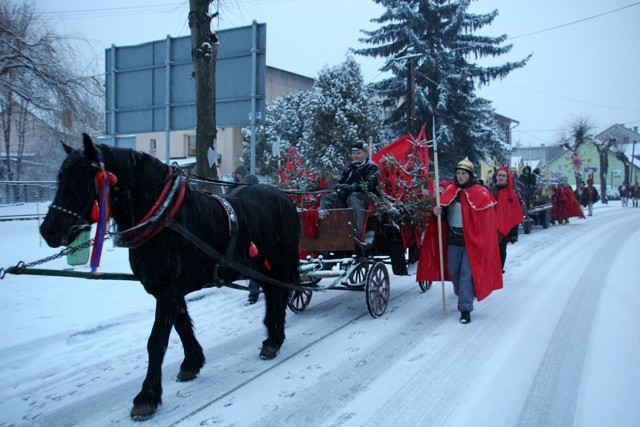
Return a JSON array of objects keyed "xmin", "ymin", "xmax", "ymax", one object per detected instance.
[{"xmin": 368, "ymin": 155, "xmax": 433, "ymax": 234}]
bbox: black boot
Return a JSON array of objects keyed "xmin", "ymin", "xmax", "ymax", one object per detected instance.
[
  {"xmin": 460, "ymin": 311, "xmax": 471, "ymax": 324},
  {"xmin": 246, "ymin": 292, "xmax": 259, "ymax": 305}
]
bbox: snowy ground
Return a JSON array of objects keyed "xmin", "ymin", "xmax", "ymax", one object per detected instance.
[{"xmin": 0, "ymin": 201, "xmax": 639, "ymax": 426}]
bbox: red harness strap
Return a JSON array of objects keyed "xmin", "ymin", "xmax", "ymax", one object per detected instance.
[{"xmin": 116, "ymin": 168, "xmax": 186, "ymax": 248}]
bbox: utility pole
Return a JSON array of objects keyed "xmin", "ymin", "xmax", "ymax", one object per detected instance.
[
  {"xmin": 407, "ymin": 57, "xmax": 416, "ymax": 134},
  {"xmin": 189, "ymin": 0, "xmax": 220, "ymax": 193},
  {"xmin": 632, "ymin": 139, "xmax": 637, "ymax": 185},
  {"xmin": 393, "ymin": 53, "xmax": 421, "ymax": 135}
]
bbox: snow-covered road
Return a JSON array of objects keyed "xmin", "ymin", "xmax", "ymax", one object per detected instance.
[{"xmin": 1, "ymin": 203, "xmax": 638, "ymax": 426}]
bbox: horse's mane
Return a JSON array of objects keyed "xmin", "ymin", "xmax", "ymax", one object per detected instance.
[{"xmin": 99, "ymin": 145, "xmax": 169, "ymax": 189}]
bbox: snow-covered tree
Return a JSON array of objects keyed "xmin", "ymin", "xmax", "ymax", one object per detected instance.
[
  {"xmin": 354, "ymin": 0, "xmax": 530, "ymax": 173},
  {"xmin": 593, "ymin": 135, "xmax": 618, "ymax": 204},
  {"xmin": 246, "ymin": 56, "xmax": 387, "ymax": 180},
  {"xmin": 560, "ymin": 115, "xmax": 594, "ymax": 186},
  {"xmin": 305, "ymin": 57, "xmax": 386, "ymax": 174},
  {"xmin": 248, "ymin": 91, "xmax": 313, "ymax": 177},
  {"xmin": 1, "ymin": 0, "xmax": 103, "ymax": 184}
]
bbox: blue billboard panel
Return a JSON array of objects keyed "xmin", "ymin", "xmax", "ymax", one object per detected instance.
[{"xmin": 105, "ymin": 23, "xmax": 266, "ymax": 134}]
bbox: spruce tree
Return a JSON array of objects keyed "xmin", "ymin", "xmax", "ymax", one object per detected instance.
[{"xmin": 354, "ymin": 0, "xmax": 530, "ymax": 174}]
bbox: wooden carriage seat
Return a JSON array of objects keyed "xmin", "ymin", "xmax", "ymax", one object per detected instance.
[{"xmin": 298, "ymin": 208, "xmax": 355, "ymax": 252}]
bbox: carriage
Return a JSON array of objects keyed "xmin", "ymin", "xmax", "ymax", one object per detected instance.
[
  {"xmin": 516, "ymin": 178, "xmax": 553, "ymax": 234},
  {"xmin": 288, "ymin": 207, "xmax": 395, "ymax": 318},
  {"xmin": 284, "ymin": 129, "xmax": 432, "ymax": 318}
]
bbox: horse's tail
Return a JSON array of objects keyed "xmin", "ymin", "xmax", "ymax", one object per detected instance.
[{"xmin": 284, "ymin": 200, "xmax": 301, "ymax": 286}]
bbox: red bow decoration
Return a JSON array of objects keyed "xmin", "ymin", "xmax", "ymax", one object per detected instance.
[{"xmin": 249, "ymin": 241, "xmax": 259, "ymax": 258}]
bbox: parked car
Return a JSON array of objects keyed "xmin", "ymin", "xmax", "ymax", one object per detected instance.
[{"xmin": 606, "ymin": 187, "xmax": 620, "ymax": 200}]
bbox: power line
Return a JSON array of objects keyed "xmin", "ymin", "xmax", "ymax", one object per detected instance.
[
  {"xmin": 514, "ymin": 120, "xmax": 640, "ymax": 136},
  {"xmin": 508, "ymin": 2, "xmax": 640, "ymax": 40},
  {"xmin": 499, "ymin": 82, "xmax": 640, "ymax": 114},
  {"xmin": 40, "ymin": 3, "xmax": 187, "ymax": 19}
]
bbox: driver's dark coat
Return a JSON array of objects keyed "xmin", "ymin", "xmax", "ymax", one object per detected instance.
[{"xmin": 337, "ymin": 159, "xmax": 379, "ymax": 193}]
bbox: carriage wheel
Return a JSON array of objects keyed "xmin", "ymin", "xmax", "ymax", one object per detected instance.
[
  {"xmin": 418, "ymin": 281, "xmax": 432, "ymax": 292},
  {"xmin": 365, "ymin": 261, "xmax": 390, "ymax": 318},
  {"xmin": 348, "ymin": 262, "xmax": 368, "ymax": 286},
  {"xmin": 288, "ymin": 289, "xmax": 313, "ymax": 313},
  {"xmin": 542, "ymin": 210, "xmax": 551, "ymax": 229}
]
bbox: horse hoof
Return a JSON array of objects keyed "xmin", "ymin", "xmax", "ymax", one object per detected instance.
[
  {"xmin": 130, "ymin": 403, "xmax": 157, "ymax": 421},
  {"xmin": 176, "ymin": 370, "xmax": 198, "ymax": 382},
  {"xmin": 259, "ymin": 344, "xmax": 280, "ymax": 360}
]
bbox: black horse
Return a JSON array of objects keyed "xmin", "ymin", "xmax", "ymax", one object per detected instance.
[{"xmin": 40, "ymin": 134, "xmax": 300, "ymax": 420}]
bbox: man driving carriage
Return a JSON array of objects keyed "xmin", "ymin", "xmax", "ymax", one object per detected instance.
[
  {"xmin": 518, "ymin": 165, "xmax": 537, "ymax": 208},
  {"xmin": 320, "ymin": 141, "xmax": 379, "ymax": 243}
]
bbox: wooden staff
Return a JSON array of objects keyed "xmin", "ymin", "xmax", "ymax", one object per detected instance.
[{"xmin": 432, "ymin": 117, "xmax": 446, "ymax": 312}]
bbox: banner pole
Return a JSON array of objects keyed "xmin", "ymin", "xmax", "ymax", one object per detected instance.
[{"xmin": 432, "ymin": 116, "xmax": 446, "ymax": 312}]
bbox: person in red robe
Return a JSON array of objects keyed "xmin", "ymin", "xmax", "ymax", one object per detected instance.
[
  {"xmin": 418, "ymin": 157, "xmax": 503, "ymax": 324},
  {"xmin": 551, "ymin": 180, "xmax": 585, "ymax": 224},
  {"xmin": 489, "ymin": 166, "xmax": 524, "ymax": 272}
]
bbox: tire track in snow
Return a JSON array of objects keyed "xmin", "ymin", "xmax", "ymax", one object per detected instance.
[
  {"xmin": 316, "ymin": 208, "xmax": 636, "ymax": 426},
  {"xmin": 516, "ymin": 214, "xmax": 638, "ymax": 427}
]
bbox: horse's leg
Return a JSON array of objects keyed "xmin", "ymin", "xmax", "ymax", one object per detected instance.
[
  {"xmin": 173, "ymin": 297, "xmax": 205, "ymax": 381},
  {"xmin": 259, "ymin": 282, "xmax": 289, "ymax": 360},
  {"xmin": 130, "ymin": 295, "xmax": 180, "ymax": 420}
]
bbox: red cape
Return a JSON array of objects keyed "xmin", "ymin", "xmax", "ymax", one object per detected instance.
[
  {"xmin": 563, "ymin": 186, "xmax": 586, "ymax": 218},
  {"xmin": 417, "ymin": 216, "xmax": 450, "ymax": 282},
  {"xmin": 493, "ymin": 167, "xmax": 524, "ymax": 238},
  {"xmin": 417, "ymin": 180, "xmax": 452, "ymax": 282},
  {"xmin": 551, "ymin": 185, "xmax": 585, "ymax": 221},
  {"xmin": 418, "ymin": 183, "xmax": 503, "ymax": 301}
]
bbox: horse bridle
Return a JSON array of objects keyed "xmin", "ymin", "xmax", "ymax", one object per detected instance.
[
  {"xmin": 48, "ymin": 153, "xmax": 114, "ymax": 231},
  {"xmin": 48, "ymin": 203, "xmax": 86, "ymax": 221}
]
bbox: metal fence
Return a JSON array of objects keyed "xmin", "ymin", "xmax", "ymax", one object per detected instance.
[{"xmin": 0, "ymin": 181, "xmax": 57, "ymax": 204}]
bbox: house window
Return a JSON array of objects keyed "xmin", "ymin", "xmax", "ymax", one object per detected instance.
[
  {"xmin": 186, "ymin": 135, "xmax": 196, "ymax": 157},
  {"xmin": 150, "ymin": 138, "xmax": 157, "ymax": 153}
]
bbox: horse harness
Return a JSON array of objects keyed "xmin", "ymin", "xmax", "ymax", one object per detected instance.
[
  {"xmin": 115, "ymin": 168, "xmax": 186, "ymax": 249},
  {"xmin": 165, "ymin": 192, "xmax": 301, "ymax": 290},
  {"xmin": 116, "ymin": 171, "xmax": 294, "ymax": 289}
]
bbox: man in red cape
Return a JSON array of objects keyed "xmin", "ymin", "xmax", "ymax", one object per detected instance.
[{"xmin": 418, "ymin": 158, "xmax": 503, "ymax": 323}]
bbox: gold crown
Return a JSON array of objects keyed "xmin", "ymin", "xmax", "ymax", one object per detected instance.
[{"xmin": 456, "ymin": 156, "xmax": 474, "ymax": 174}]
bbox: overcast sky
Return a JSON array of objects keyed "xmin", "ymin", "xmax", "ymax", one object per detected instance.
[{"xmin": 40, "ymin": 0, "xmax": 640, "ymax": 147}]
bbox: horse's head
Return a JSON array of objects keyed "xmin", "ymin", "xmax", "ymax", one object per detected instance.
[{"xmin": 40, "ymin": 133, "xmax": 104, "ymax": 247}]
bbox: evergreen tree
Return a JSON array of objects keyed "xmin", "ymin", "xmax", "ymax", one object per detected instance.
[
  {"xmin": 248, "ymin": 90, "xmax": 312, "ymax": 177},
  {"xmin": 247, "ymin": 56, "xmax": 387, "ymax": 180},
  {"xmin": 354, "ymin": 0, "xmax": 530, "ymax": 173}
]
